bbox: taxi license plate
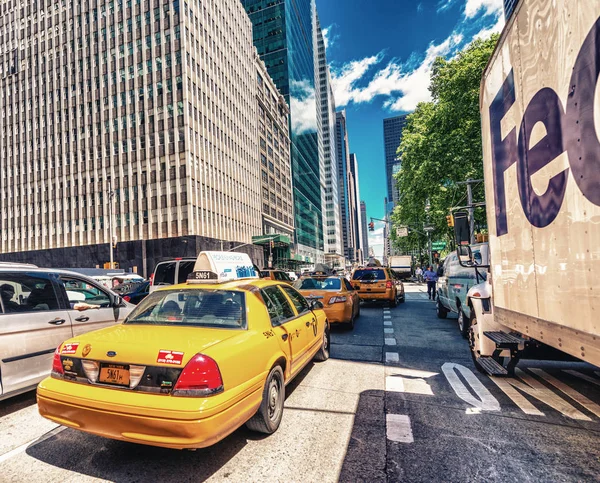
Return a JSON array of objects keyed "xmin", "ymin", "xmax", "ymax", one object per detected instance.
[{"xmin": 99, "ymin": 364, "xmax": 130, "ymax": 386}]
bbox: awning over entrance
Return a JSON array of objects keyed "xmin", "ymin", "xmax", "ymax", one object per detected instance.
[{"xmin": 252, "ymin": 234, "xmax": 291, "ymax": 246}]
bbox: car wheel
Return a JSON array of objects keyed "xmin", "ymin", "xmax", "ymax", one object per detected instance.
[
  {"xmin": 347, "ymin": 313, "xmax": 355, "ymax": 330},
  {"xmin": 356, "ymin": 303, "xmax": 361, "ymax": 318},
  {"xmin": 246, "ymin": 365, "xmax": 285, "ymax": 434},
  {"xmin": 399, "ymin": 291, "xmax": 405, "ymax": 304},
  {"xmin": 314, "ymin": 323, "xmax": 330, "ymax": 361},
  {"xmin": 436, "ymin": 297, "xmax": 448, "ymax": 319},
  {"xmin": 468, "ymin": 311, "xmax": 486, "ymax": 374},
  {"xmin": 390, "ymin": 291, "xmax": 398, "ymax": 308},
  {"xmin": 457, "ymin": 307, "xmax": 469, "ymax": 338}
]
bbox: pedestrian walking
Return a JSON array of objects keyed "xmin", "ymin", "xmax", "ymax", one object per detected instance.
[
  {"xmin": 423, "ymin": 266, "xmax": 438, "ymax": 300},
  {"xmin": 415, "ymin": 266, "xmax": 423, "ymax": 283}
]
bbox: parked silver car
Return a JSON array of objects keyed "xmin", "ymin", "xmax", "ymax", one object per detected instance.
[{"xmin": 0, "ymin": 264, "xmax": 134, "ymax": 400}]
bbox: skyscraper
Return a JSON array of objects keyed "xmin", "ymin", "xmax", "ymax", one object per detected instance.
[
  {"xmin": 360, "ymin": 201, "xmax": 369, "ymax": 263},
  {"xmin": 242, "ymin": 0, "xmax": 324, "ymax": 265},
  {"xmin": 350, "ymin": 153, "xmax": 363, "ymax": 264},
  {"xmin": 383, "ymin": 115, "xmax": 407, "ymax": 208},
  {"xmin": 336, "ymin": 110, "xmax": 356, "ymax": 264},
  {"xmin": 504, "ymin": 0, "xmax": 519, "ymax": 19},
  {"xmin": 0, "ymin": 0, "xmax": 263, "ymax": 271},
  {"xmin": 316, "ymin": 15, "xmax": 343, "ymax": 268}
]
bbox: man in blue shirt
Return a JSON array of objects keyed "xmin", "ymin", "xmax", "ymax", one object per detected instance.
[{"xmin": 423, "ymin": 266, "xmax": 438, "ymax": 300}]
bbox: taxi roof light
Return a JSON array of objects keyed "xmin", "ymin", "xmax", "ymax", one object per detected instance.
[
  {"xmin": 172, "ymin": 354, "xmax": 224, "ymax": 397},
  {"xmin": 51, "ymin": 346, "xmax": 64, "ymax": 378},
  {"xmin": 187, "ymin": 251, "xmax": 259, "ymax": 285}
]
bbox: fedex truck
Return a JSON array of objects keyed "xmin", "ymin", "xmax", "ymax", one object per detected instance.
[{"xmin": 462, "ymin": 0, "xmax": 600, "ymax": 375}]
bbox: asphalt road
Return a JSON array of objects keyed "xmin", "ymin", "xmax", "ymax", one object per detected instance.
[{"xmin": 1, "ymin": 283, "xmax": 599, "ymax": 482}]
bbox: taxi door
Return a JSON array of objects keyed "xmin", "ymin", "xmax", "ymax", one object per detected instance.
[
  {"xmin": 261, "ymin": 286, "xmax": 308, "ymax": 376},
  {"xmin": 280, "ymin": 285, "xmax": 320, "ymax": 356}
]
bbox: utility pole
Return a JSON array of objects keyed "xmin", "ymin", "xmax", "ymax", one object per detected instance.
[
  {"xmin": 107, "ymin": 181, "xmax": 116, "ymax": 269},
  {"xmin": 457, "ymin": 178, "xmax": 483, "ymax": 245}
]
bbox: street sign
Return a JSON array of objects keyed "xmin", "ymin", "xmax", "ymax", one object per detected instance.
[
  {"xmin": 423, "ymin": 225, "xmax": 435, "ymax": 233},
  {"xmin": 431, "ymin": 241, "xmax": 447, "ymax": 250},
  {"xmin": 396, "ymin": 226, "xmax": 408, "ymax": 237}
]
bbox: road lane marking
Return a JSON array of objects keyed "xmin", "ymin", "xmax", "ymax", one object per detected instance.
[
  {"xmin": 563, "ymin": 370, "xmax": 600, "ymax": 387},
  {"xmin": 490, "ymin": 369, "xmax": 591, "ymax": 420},
  {"xmin": 384, "ymin": 321, "xmax": 392, "ymax": 326},
  {"xmin": 386, "ymin": 375, "xmax": 434, "ymax": 396},
  {"xmin": 385, "ymin": 352, "xmax": 399, "ymax": 363},
  {"xmin": 442, "ymin": 363, "xmax": 501, "ymax": 412},
  {"xmin": 385, "ymin": 337, "xmax": 397, "ymax": 346},
  {"xmin": 386, "ymin": 414, "xmax": 414, "ymax": 443},
  {"xmin": 0, "ymin": 426, "xmax": 65, "ymax": 464},
  {"xmin": 383, "ymin": 315, "xmax": 392, "ymax": 319},
  {"xmin": 530, "ymin": 369, "xmax": 600, "ymax": 418},
  {"xmin": 384, "ymin": 328, "xmax": 394, "ymax": 334}
]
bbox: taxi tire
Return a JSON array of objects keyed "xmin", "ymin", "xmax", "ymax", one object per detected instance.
[
  {"xmin": 246, "ymin": 366, "xmax": 285, "ymax": 434},
  {"xmin": 390, "ymin": 292, "xmax": 398, "ymax": 308},
  {"xmin": 314, "ymin": 324, "xmax": 330, "ymax": 361}
]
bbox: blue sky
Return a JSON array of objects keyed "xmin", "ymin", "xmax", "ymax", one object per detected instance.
[{"xmin": 316, "ymin": 0, "xmax": 505, "ymax": 256}]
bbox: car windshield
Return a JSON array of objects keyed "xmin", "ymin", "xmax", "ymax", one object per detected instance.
[
  {"xmin": 125, "ymin": 289, "xmax": 247, "ymax": 329},
  {"xmin": 352, "ymin": 269, "xmax": 386, "ymax": 281},
  {"xmin": 294, "ymin": 277, "xmax": 342, "ymax": 291}
]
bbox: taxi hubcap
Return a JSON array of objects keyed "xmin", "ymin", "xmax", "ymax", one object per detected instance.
[{"xmin": 268, "ymin": 378, "xmax": 282, "ymax": 421}]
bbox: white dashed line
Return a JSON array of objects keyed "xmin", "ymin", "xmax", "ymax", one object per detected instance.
[
  {"xmin": 385, "ymin": 337, "xmax": 397, "ymax": 346},
  {"xmin": 384, "ymin": 328, "xmax": 394, "ymax": 334},
  {"xmin": 384, "ymin": 321, "xmax": 392, "ymax": 326},
  {"xmin": 385, "ymin": 352, "xmax": 399, "ymax": 363},
  {"xmin": 386, "ymin": 414, "xmax": 414, "ymax": 443}
]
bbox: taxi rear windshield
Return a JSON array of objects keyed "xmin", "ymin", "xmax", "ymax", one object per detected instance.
[
  {"xmin": 352, "ymin": 269, "xmax": 386, "ymax": 281},
  {"xmin": 125, "ymin": 289, "xmax": 246, "ymax": 329},
  {"xmin": 294, "ymin": 277, "xmax": 341, "ymax": 291}
]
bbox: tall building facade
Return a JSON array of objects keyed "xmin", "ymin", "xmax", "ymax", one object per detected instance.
[
  {"xmin": 254, "ymin": 54, "xmax": 294, "ymax": 267},
  {"xmin": 316, "ymin": 15, "xmax": 343, "ymax": 268},
  {"xmin": 242, "ymin": 0, "xmax": 324, "ymax": 265},
  {"xmin": 360, "ymin": 201, "xmax": 369, "ymax": 264},
  {"xmin": 335, "ymin": 110, "xmax": 356, "ymax": 264},
  {"xmin": 349, "ymin": 153, "xmax": 363, "ymax": 265},
  {"xmin": 504, "ymin": 0, "xmax": 518, "ymax": 19},
  {"xmin": 0, "ymin": 0, "xmax": 263, "ymax": 271},
  {"xmin": 383, "ymin": 115, "xmax": 407, "ymax": 209}
]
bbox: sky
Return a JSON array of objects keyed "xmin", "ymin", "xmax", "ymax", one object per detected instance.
[{"xmin": 316, "ymin": 0, "xmax": 505, "ymax": 257}]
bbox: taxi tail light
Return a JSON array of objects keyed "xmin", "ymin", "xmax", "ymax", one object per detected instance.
[
  {"xmin": 129, "ymin": 365, "xmax": 146, "ymax": 389},
  {"xmin": 51, "ymin": 346, "xmax": 64, "ymax": 378},
  {"xmin": 81, "ymin": 360, "xmax": 100, "ymax": 382},
  {"xmin": 329, "ymin": 296, "xmax": 347, "ymax": 304},
  {"xmin": 386, "ymin": 280, "xmax": 394, "ymax": 289},
  {"xmin": 172, "ymin": 354, "xmax": 223, "ymax": 397}
]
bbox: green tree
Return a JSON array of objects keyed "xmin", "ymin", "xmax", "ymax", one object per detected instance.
[{"xmin": 391, "ymin": 35, "xmax": 498, "ymax": 259}]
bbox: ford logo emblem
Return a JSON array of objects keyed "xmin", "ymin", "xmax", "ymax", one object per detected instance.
[{"xmin": 106, "ymin": 351, "xmax": 117, "ymax": 357}]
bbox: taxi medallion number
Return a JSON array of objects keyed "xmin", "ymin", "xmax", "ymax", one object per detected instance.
[{"xmin": 99, "ymin": 364, "xmax": 130, "ymax": 386}]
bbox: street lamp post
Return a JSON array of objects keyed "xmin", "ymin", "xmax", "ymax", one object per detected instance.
[{"xmin": 107, "ymin": 181, "xmax": 116, "ymax": 269}]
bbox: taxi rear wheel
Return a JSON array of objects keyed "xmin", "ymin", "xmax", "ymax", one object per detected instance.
[
  {"xmin": 314, "ymin": 324, "xmax": 330, "ymax": 361},
  {"xmin": 246, "ymin": 366, "xmax": 285, "ymax": 434}
]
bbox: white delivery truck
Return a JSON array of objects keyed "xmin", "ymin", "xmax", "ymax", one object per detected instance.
[
  {"xmin": 388, "ymin": 255, "xmax": 412, "ymax": 280},
  {"xmin": 460, "ymin": 0, "xmax": 600, "ymax": 376}
]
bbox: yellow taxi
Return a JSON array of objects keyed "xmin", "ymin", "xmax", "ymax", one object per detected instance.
[
  {"xmin": 293, "ymin": 273, "xmax": 360, "ymax": 329},
  {"xmin": 37, "ymin": 251, "xmax": 329, "ymax": 450},
  {"xmin": 351, "ymin": 266, "xmax": 405, "ymax": 307}
]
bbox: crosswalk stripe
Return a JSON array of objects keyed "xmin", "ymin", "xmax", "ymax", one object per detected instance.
[{"xmin": 386, "ymin": 414, "xmax": 414, "ymax": 443}]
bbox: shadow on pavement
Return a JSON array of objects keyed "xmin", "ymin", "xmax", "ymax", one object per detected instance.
[{"xmin": 0, "ymin": 389, "xmax": 37, "ymax": 417}]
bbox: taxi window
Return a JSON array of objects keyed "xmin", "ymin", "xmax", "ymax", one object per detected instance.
[
  {"xmin": 261, "ymin": 286, "xmax": 295, "ymax": 326},
  {"xmin": 352, "ymin": 269, "xmax": 386, "ymax": 281},
  {"xmin": 280, "ymin": 286, "xmax": 310, "ymax": 314},
  {"xmin": 125, "ymin": 289, "xmax": 246, "ymax": 329}
]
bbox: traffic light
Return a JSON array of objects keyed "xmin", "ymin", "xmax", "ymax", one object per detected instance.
[
  {"xmin": 446, "ymin": 214, "xmax": 454, "ymax": 227},
  {"xmin": 368, "ymin": 221, "xmax": 375, "ymax": 232}
]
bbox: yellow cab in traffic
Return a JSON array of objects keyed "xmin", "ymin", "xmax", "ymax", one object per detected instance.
[
  {"xmin": 293, "ymin": 269, "xmax": 360, "ymax": 329},
  {"xmin": 351, "ymin": 261, "xmax": 405, "ymax": 307},
  {"xmin": 37, "ymin": 251, "xmax": 330, "ymax": 449}
]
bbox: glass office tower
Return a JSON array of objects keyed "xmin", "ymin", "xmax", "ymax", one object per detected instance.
[{"xmin": 242, "ymin": 0, "xmax": 324, "ymax": 263}]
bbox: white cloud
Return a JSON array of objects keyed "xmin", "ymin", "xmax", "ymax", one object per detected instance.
[
  {"xmin": 368, "ymin": 226, "xmax": 385, "ymax": 258},
  {"xmin": 329, "ymin": 0, "xmax": 504, "ymax": 114},
  {"xmin": 464, "ymin": 0, "xmax": 503, "ymax": 18},
  {"xmin": 289, "ymin": 79, "xmax": 317, "ymax": 135},
  {"xmin": 322, "ymin": 24, "xmax": 339, "ymax": 51}
]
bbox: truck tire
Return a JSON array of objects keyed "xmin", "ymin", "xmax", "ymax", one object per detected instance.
[
  {"xmin": 436, "ymin": 297, "xmax": 448, "ymax": 319},
  {"xmin": 457, "ymin": 306, "xmax": 469, "ymax": 339},
  {"xmin": 246, "ymin": 365, "xmax": 285, "ymax": 434}
]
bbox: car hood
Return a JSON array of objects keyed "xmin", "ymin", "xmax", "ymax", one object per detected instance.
[{"xmin": 59, "ymin": 324, "xmax": 240, "ymax": 367}]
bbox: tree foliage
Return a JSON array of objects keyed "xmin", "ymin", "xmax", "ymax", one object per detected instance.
[{"xmin": 391, "ymin": 35, "xmax": 499, "ymax": 262}]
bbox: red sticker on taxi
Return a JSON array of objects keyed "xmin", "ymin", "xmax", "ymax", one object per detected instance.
[
  {"xmin": 157, "ymin": 350, "xmax": 184, "ymax": 365},
  {"xmin": 61, "ymin": 343, "xmax": 79, "ymax": 355}
]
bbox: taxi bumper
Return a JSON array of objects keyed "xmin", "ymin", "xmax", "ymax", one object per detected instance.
[
  {"xmin": 357, "ymin": 290, "xmax": 394, "ymax": 301},
  {"xmin": 37, "ymin": 377, "xmax": 262, "ymax": 450}
]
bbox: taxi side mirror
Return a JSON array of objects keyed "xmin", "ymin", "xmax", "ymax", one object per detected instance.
[{"xmin": 311, "ymin": 300, "xmax": 324, "ymax": 310}]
